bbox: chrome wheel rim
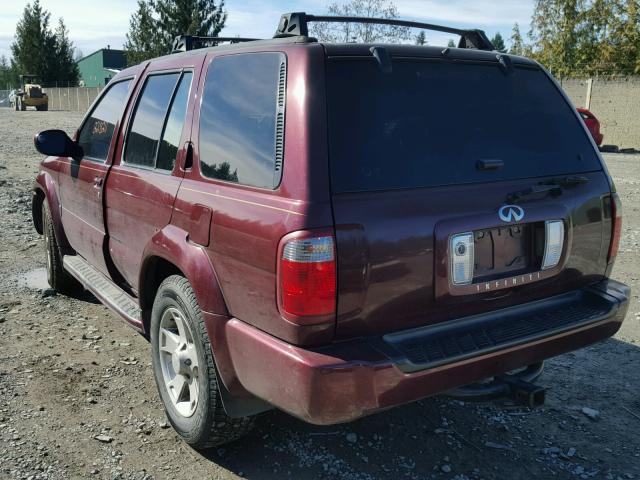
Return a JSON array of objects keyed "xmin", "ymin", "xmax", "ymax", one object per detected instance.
[{"xmin": 158, "ymin": 307, "xmax": 199, "ymax": 417}]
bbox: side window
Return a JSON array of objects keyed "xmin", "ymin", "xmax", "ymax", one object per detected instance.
[
  {"xmin": 78, "ymin": 80, "xmax": 131, "ymax": 162},
  {"xmin": 157, "ymin": 72, "xmax": 192, "ymax": 170},
  {"xmin": 199, "ymin": 53, "xmax": 286, "ymax": 189},
  {"xmin": 124, "ymin": 73, "xmax": 178, "ymax": 168}
]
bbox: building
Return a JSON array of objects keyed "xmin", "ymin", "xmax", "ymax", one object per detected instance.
[{"xmin": 77, "ymin": 48, "xmax": 126, "ymax": 87}]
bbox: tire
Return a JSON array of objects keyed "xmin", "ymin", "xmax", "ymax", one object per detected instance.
[
  {"xmin": 37, "ymin": 104, "xmax": 48, "ymax": 111},
  {"xmin": 20, "ymin": 99, "xmax": 26, "ymax": 111},
  {"xmin": 150, "ymin": 275, "xmax": 254, "ymax": 448},
  {"xmin": 42, "ymin": 201, "xmax": 80, "ymax": 294},
  {"xmin": 13, "ymin": 101, "xmax": 18, "ymax": 111}
]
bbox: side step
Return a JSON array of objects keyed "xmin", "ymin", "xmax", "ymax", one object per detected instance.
[{"xmin": 63, "ymin": 255, "xmax": 143, "ymax": 330}]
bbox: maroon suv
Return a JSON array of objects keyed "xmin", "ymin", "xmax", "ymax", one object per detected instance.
[{"xmin": 32, "ymin": 13, "xmax": 629, "ymax": 448}]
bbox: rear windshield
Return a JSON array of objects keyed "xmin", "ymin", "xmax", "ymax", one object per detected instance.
[{"xmin": 327, "ymin": 58, "xmax": 601, "ymax": 193}]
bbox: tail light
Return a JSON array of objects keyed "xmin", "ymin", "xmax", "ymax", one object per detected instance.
[
  {"xmin": 608, "ymin": 193, "xmax": 622, "ymax": 263},
  {"xmin": 450, "ymin": 232, "xmax": 474, "ymax": 285},
  {"xmin": 541, "ymin": 220, "xmax": 565, "ymax": 270},
  {"xmin": 278, "ymin": 232, "xmax": 336, "ymax": 322}
]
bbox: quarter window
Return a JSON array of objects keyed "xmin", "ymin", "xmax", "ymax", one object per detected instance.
[
  {"xmin": 199, "ymin": 53, "xmax": 286, "ymax": 189},
  {"xmin": 78, "ymin": 79, "xmax": 131, "ymax": 162},
  {"xmin": 124, "ymin": 71, "xmax": 192, "ymax": 170}
]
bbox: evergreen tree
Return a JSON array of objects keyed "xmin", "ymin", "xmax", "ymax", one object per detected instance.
[
  {"xmin": 510, "ymin": 23, "xmax": 525, "ymax": 55},
  {"xmin": 53, "ymin": 19, "xmax": 79, "ymax": 84},
  {"xmin": 10, "ymin": 0, "xmax": 55, "ymax": 82},
  {"xmin": 154, "ymin": 0, "xmax": 227, "ymax": 46},
  {"xmin": 491, "ymin": 32, "xmax": 506, "ymax": 51},
  {"xmin": 124, "ymin": 0, "xmax": 227, "ymax": 65},
  {"xmin": 0, "ymin": 55, "xmax": 16, "ymax": 88},
  {"xmin": 124, "ymin": 0, "xmax": 164, "ymax": 66},
  {"xmin": 10, "ymin": 0, "xmax": 78, "ymax": 84},
  {"xmin": 415, "ymin": 30, "xmax": 427, "ymax": 45},
  {"xmin": 447, "ymin": 39, "xmax": 456, "ymax": 47}
]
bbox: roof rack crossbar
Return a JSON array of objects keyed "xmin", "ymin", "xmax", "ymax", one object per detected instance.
[
  {"xmin": 172, "ymin": 35, "xmax": 261, "ymax": 53},
  {"xmin": 274, "ymin": 12, "xmax": 495, "ymax": 51}
]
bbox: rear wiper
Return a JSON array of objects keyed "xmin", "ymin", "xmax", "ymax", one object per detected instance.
[{"xmin": 507, "ymin": 176, "xmax": 590, "ymax": 203}]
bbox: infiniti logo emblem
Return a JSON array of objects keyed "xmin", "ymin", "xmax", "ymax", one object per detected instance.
[{"xmin": 498, "ymin": 204, "xmax": 525, "ymax": 223}]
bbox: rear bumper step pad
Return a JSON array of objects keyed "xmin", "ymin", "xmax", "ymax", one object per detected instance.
[{"xmin": 382, "ymin": 280, "xmax": 630, "ymax": 373}]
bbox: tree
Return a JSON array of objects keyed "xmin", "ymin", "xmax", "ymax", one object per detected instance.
[
  {"xmin": 0, "ymin": 55, "xmax": 17, "ymax": 88},
  {"xmin": 124, "ymin": 0, "xmax": 164, "ymax": 65},
  {"xmin": 415, "ymin": 30, "xmax": 426, "ymax": 45},
  {"xmin": 510, "ymin": 23, "xmax": 525, "ymax": 55},
  {"xmin": 310, "ymin": 0, "xmax": 411, "ymax": 43},
  {"xmin": 155, "ymin": 0, "xmax": 227, "ymax": 44},
  {"xmin": 52, "ymin": 18, "xmax": 79, "ymax": 84},
  {"xmin": 10, "ymin": 0, "xmax": 78, "ymax": 84},
  {"xmin": 491, "ymin": 32, "xmax": 506, "ymax": 51},
  {"xmin": 447, "ymin": 39, "xmax": 456, "ymax": 47},
  {"xmin": 528, "ymin": 0, "xmax": 586, "ymax": 77},
  {"xmin": 124, "ymin": 0, "xmax": 227, "ymax": 66}
]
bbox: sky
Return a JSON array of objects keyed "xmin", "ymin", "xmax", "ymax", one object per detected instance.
[{"xmin": 0, "ymin": 0, "xmax": 535, "ymax": 60}]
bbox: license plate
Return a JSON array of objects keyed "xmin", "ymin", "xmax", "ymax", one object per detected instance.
[{"xmin": 473, "ymin": 225, "xmax": 533, "ymax": 280}]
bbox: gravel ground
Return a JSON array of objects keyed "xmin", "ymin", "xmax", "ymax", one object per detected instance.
[{"xmin": 0, "ymin": 108, "xmax": 639, "ymax": 480}]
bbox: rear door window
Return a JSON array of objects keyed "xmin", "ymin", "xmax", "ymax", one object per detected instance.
[
  {"xmin": 157, "ymin": 72, "xmax": 193, "ymax": 170},
  {"xmin": 78, "ymin": 79, "xmax": 131, "ymax": 162},
  {"xmin": 124, "ymin": 71, "xmax": 192, "ymax": 170},
  {"xmin": 199, "ymin": 53, "xmax": 286, "ymax": 189},
  {"xmin": 327, "ymin": 59, "xmax": 602, "ymax": 193}
]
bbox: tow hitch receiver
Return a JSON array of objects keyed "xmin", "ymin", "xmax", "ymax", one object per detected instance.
[
  {"xmin": 497, "ymin": 374, "xmax": 546, "ymax": 408},
  {"xmin": 447, "ymin": 362, "xmax": 546, "ymax": 407}
]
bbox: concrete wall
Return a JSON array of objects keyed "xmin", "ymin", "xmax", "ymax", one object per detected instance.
[
  {"xmin": 560, "ymin": 77, "xmax": 640, "ymax": 149},
  {"xmin": 46, "ymin": 86, "xmax": 103, "ymax": 112}
]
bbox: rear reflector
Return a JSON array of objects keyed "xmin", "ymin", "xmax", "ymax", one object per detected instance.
[
  {"xmin": 541, "ymin": 220, "xmax": 564, "ymax": 270},
  {"xmin": 608, "ymin": 193, "xmax": 622, "ymax": 263},
  {"xmin": 280, "ymin": 235, "xmax": 336, "ymax": 318},
  {"xmin": 450, "ymin": 232, "xmax": 474, "ymax": 285}
]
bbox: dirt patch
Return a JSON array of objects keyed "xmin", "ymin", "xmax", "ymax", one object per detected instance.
[{"xmin": 0, "ymin": 108, "xmax": 639, "ymax": 479}]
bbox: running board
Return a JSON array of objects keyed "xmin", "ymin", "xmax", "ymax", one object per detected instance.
[{"xmin": 63, "ymin": 255, "xmax": 143, "ymax": 330}]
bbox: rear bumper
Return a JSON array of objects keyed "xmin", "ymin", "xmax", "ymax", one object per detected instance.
[{"xmin": 225, "ymin": 279, "xmax": 629, "ymax": 425}]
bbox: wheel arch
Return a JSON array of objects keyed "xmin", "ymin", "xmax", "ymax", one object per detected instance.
[
  {"xmin": 34, "ymin": 172, "xmax": 72, "ymax": 252},
  {"xmin": 139, "ymin": 224, "xmax": 229, "ymax": 334}
]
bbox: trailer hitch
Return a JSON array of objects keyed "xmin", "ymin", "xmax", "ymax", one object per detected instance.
[{"xmin": 446, "ymin": 362, "xmax": 546, "ymax": 407}]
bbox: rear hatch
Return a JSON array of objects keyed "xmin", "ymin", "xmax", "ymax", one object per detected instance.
[{"xmin": 325, "ymin": 47, "xmax": 614, "ymax": 339}]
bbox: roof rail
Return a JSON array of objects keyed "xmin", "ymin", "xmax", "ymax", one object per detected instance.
[
  {"xmin": 172, "ymin": 35, "xmax": 261, "ymax": 53},
  {"xmin": 273, "ymin": 12, "xmax": 495, "ymax": 51}
]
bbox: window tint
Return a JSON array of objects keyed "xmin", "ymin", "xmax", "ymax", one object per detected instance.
[
  {"xmin": 327, "ymin": 60, "xmax": 602, "ymax": 193},
  {"xmin": 199, "ymin": 53, "xmax": 286, "ymax": 189},
  {"xmin": 157, "ymin": 72, "xmax": 192, "ymax": 170},
  {"xmin": 125, "ymin": 73, "xmax": 179, "ymax": 168},
  {"xmin": 78, "ymin": 80, "xmax": 131, "ymax": 162}
]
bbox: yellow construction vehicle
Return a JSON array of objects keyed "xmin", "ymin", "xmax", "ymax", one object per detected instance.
[{"xmin": 12, "ymin": 75, "xmax": 48, "ymax": 111}]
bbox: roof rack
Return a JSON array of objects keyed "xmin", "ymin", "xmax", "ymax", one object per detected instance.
[
  {"xmin": 273, "ymin": 12, "xmax": 495, "ymax": 51},
  {"xmin": 172, "ymin": 35, "xmax": 260, "ymax": 53}
]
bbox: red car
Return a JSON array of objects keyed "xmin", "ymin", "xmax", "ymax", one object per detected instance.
[
  {"xmin": 31, "ymin": 12, "xmax": 628, "ymax": 449},
  {"xmin": 578, "ymin": 107, "xmax": 604, "ymax": 145}
]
